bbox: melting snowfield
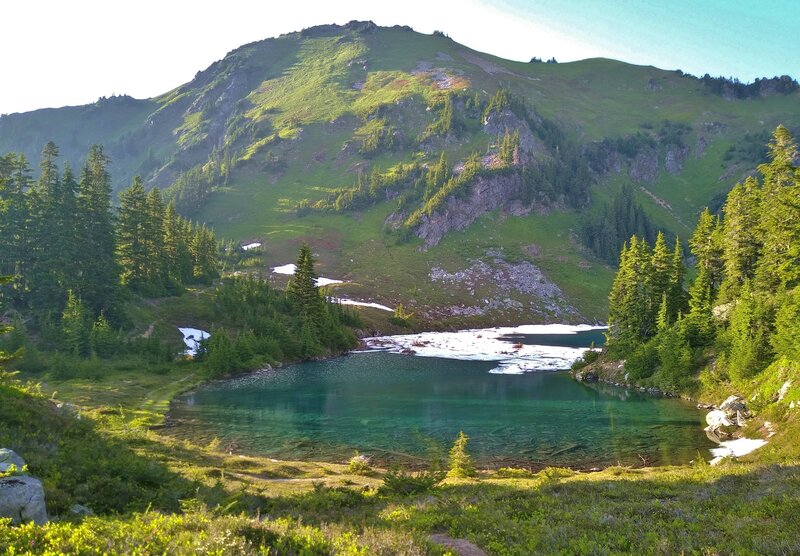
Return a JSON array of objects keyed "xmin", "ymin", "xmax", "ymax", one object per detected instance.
[
  {"xmin": 179, "ymin": 327, "xmax": 210, "ymax": 357},
  {"xmin": 331, "ymin": 298, "xmax": 394, "ymax": 312},
  {"xmin": 709, "ymin": 438, "xmax": 768, "ymax": 465},
  {"xmin": 272, "ymin": 263, "xmax": 344, "ymax": 287},
  {"xmin": 363, "ymin": 324, "xmax": 605, "ymax": 373},
  {"xmin": 241, "ymin": 242, "xmax": 262, "ymax": 251}
]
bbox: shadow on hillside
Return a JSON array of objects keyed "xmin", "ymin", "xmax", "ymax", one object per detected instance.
[
  {"xmin": 0, "ymin": 384, "xmax": 203, "ymax": 516},
  {"xmin": 255, "ymin": 463, "xmax": 800, "ymax": 554}
]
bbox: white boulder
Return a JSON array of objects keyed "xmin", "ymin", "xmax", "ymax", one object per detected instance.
[{"xmin": 705, "ymin": 410, "xmax": 732, "ymax": 429}]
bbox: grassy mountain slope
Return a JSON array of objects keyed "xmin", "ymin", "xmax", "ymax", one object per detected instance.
[{"xmin": 2, "ymin": 21, "xmax": 798, "ymax": 324}]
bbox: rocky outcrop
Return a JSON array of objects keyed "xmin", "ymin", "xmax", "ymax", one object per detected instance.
[
  {"xmin": 0, "ymin": 450, "xmax": 48, "ymax": 526},
  {"xmin": 574, "ymin": 370, "xmax": 598, "ymax": 382},
  {"xmin": 427, "ymin": 256, "xmax": 579, "ymax": 319},
  {"xmin": 0, "ymin": 449, "xmax": 25, "ymax": 473},
  {"xmin": 664, "ymin": 144, "xmax": 690, "ymax": 174},
  {"xmin": 704, "ymin": 395, "xmax": 752, "ymax": 442},
  {"xmin": 483, "ymin": 109, "xmax": 543, "ymax": 162},
  {"xmin": 629, "ymin": 147, "xmax": 659, "ymax": 183},
  {"xmin": 415, "ymin": 173, "xmax": 526, "ymax": 249}
]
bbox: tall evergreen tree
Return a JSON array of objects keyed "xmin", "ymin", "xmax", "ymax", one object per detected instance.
[
  {"xmin": 116, "ymin": 177, "xmax": 150, "ymax": 290},
  {"xmin": 667, "ymin": 237, "xmax": 686, "ymax": 321},
  {"xmin": 190, "ymin": 224, "xmax": 218, "ymax": 284},
  {"xmin": 719, "ymin": 177, "xmax": 763, "ymax": 301},
  {"xmin": 26, "ymin": 142, "xmax": 75, "ymax": 313},
  {"xmin": 689, "ymin": 208, "xmax": 723, "ymax": 300},
  {"xmin": 76, "ymin": 145, "xmax": 119, "ymax": 315},
  {"xmin": 287, "ymin": 243, "xmax": 323, "ymax": 325},
  {"xmin": 755, "ymin": 126, "xmax": 800, "ymax": 291},
  {"xmin": 145, "ymin": 187, "xmax": 167, "ymax": 290}
]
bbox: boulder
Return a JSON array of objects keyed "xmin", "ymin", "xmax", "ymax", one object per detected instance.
[
  {"xmin": 575, "ymin": 370, "xmax": 598, "ymax": 383},
  {"xmin": 70, "ymin": 503, "xmax": 95, "ymax": 517},
  {"xmin": 720, "ymin": 395, "xmax": 749, "ymax": 418},
  {"xmin": 705, "ymin": 410, "xmax": 732, "ymax": 429},
  {"xmin": 0, "ymin": 475, "xmax": 48, "ymax": 525},
  {"xmin": 0, "ymin": 449, "xmax": 25, "ymax": 473}
]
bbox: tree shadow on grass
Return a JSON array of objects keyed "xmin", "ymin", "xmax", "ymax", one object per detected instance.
[
  {"xmin": 0, "ymin": 382, "xmax": 200, "ymax": 516},
  {"xmin": 253, "ymin": 463, "xmax": 800, "ymax": 555}
]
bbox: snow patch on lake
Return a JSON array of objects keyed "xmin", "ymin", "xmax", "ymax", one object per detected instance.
[
  {"xmin": 364, "ymin": 324, "xmax": 604, "ymax": 373},
  {"xmin": 709, "ymin": 438, "xmax": 768, "ymax": 465},
  {"xmin": 241, "ymin": 242, "xmax": 261, "ymax": 251},
  {"xmin": 179, "ymin": 327, "xmax": 209, "ymax": 357},
  {"xmin": 331, "ymin": 298, "xmax": 394, "ymax": 312},
  {"xmin": 272, "ymin": 263, "xmax": 344, "ymax": 287}
]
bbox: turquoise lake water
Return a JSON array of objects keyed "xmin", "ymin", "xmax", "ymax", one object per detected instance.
[{"xmin": 168, "ymin": 336, "xmax": 713, "ymax": 467}]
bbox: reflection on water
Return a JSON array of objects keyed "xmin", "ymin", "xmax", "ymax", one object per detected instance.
[{"xmin": 167, "ymin": 351, "xmax": 713, "ymax": 467}]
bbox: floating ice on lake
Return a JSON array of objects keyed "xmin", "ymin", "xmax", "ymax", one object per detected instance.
[
  {"xmin": 179, "ymin": 327, "xmax": 210, "ymax": 357},
  {"xmin": 364, "ymin": 324, "xmax": 605, "ymax": 373},
  {"xmin": 241, "ymin": 242, "xmax": 262, "ymax": 251}
]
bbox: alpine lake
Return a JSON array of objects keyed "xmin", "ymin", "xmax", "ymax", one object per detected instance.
[{"xmin": 167, "ymin": 327, "xmax": 715, "ymax": 468}]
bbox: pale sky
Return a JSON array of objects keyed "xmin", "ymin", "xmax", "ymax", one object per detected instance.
[{"xmin": 1, "ymin": 0, "xmax": 798, "ymax": 115}]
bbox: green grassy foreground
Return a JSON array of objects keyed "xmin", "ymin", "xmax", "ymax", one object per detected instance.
[{"xmin": 2, "ymin": 348, "xmax": 799, "ymax": 555}]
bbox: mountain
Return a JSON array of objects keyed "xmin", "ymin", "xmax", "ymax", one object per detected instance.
[{"xmin": 2, "ymin": 21, "xmax": 798, "ymax": 324}]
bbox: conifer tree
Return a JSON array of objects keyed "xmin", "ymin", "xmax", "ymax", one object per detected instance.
[
  {"xmin": 689, "ymin": 208, "xmax": 723, "ymax": 300},
  {"xmin": 190, "ymin": 224, "xmax": 218, "ymax": 284},
  {"xmin": 90, "ymin": 312, "xmax": 117, "ymax": 358},
  {"xmin": 447, "ymin": 431, "xmax": 476, "ymax": 478},
  {"xmin": 145, "ymin": 187, "xmax": 167, "ymax": 291},
  {"xmin": 76, "ymin": 145, "xmax": 119, "ymax": 315},
  {"xmin": 62, "ymin": 290, "xmax": 90, "ymax": 357},
  {"xmin": 607, "ymin": 236, "xmax": 655, "ymax": 344},
  {"xmin": 668, "ymin": 237, "xmax": 686, "ymax": 321},
  {"xmin": 288, "ymin": 243, "xmax": 322, "ymax": 324},
  {"xmin": 27, "ymin": 142, "xmax": 74, "ymax": 312},
  {"xmin": 755, "ymin": 126, "xmax": 800, "ymax": 291},
  {"xmin": 0, "ymin": 154, "xmax": 31, "ymax": 284},
  {"xmin": 116, "ymin": 177, "xmax": 150, "ymax": 289},
  {"xmin": 719, "ymin": 177, "xmax": 762, "ymax": 301}
]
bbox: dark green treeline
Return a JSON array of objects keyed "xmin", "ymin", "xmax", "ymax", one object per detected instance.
[
  {"xmin": 605, "ymin": 126, "xmax": 800, "ymax": 391},
  {"xmin": 0, "ymin": 142, "xmax": 218, "ymax": 325}
]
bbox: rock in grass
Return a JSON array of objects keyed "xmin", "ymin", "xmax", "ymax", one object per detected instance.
[
  {"xmin": 720, "ymin": 395, "xmax": 749, "ymax": 418},
  {"xmin": 0, "ymin": 449, "xmax": 26, "ymax": 473},
  {"xmin": 0, "ymin": 475, "xmax": 48, "ymax": 524}
]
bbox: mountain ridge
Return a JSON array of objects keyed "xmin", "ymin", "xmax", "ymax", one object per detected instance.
[{"xmin": 2, "ymin": 21, "xmax": 799, "ymax": 324}]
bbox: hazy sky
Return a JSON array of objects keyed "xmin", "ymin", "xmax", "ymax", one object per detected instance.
[{"xmin": 2, "ymin": 0, "xmax": 798, "ymax": 115}]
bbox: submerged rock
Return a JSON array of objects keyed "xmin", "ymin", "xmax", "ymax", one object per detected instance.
[{"xmin": 0, "ymin": 475, "xmax": 48, "ymax": 525}]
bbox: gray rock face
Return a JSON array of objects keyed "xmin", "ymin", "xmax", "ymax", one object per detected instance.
[
  {"xmin": 664, "ymin": 144, "xmax": 689, "ymax": 174},
  {"xmin": 629, "ymin": 147, "xmax": 659, "ymax": 183},
  {"xmin": 0, "ymin": 449, "xmax": 25, "ymax": 473},
  {"xmin": 483, "ymin": 109, "xmax": 543, "ymax": 161},
  {"xmin": 0, "ymin": 475, "xmax": 48, "ymax": 525},
  {"xmin": 415, "ymin": 172, "xmax": 525, "ymax": 248}
]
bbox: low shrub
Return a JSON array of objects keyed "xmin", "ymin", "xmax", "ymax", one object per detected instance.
[
  {"xmin": 379, "ymin": 468, "xmax": 445, "ymax": 496},
  {"xmin": 347, "ymin": 452, "xmax": 372, "ymax": 475}
]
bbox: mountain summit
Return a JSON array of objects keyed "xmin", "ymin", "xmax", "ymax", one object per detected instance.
[{"xmin": 1, "ymin": 22, "xmax": 798, "ymax": 323}]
